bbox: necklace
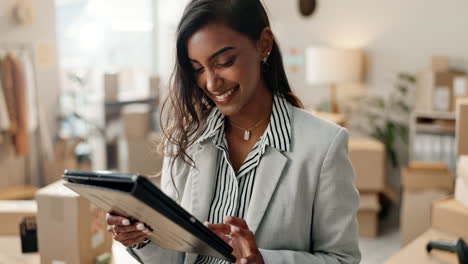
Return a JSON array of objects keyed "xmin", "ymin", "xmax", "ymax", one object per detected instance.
[{"xmin": 229, "ymin": 114, "xmax": 269, "ymax": 141}]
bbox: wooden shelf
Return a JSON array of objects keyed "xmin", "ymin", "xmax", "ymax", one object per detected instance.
[
  {"xmin": 413, "ymin": 111, "xmax": 455, "ymax": 120},
  {"xmin": 0, "ymin": 185, "xmax": 38, "ymax": 200},
  {"xmin": 104, "ymin": 98, "xmax": 157, "ymax": 109},
  {"xmin": 415, "ymin": 124, "xmax": 455, "ymax": 134}
]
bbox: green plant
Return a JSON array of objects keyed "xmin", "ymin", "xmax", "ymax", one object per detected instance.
[{"xmin": 345, "ymin": 73, "xmax": 416, "ymax": 167}]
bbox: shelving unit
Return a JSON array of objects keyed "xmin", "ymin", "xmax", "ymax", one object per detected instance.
[{"xmin": 409, "ymin": 111, "xmax": 457, "ymax": 172}]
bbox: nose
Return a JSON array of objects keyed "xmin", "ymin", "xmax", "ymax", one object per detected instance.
[{"xmin": 205, "ymin": 70, "xmax": 223, "ymax": 93}]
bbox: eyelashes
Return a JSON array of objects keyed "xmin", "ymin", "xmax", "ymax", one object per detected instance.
[
  {"xmin": 193, "ymin": 56, "xmax": 236, "ymax": 75},
  {"xmin": 217, "ymin": 59, "xmax": 234, "ymax": 67}
]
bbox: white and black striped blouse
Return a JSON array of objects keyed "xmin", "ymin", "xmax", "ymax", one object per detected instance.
[{"xmin": 194, "ymin": 95, "xmax": 292, "ymax": 264}]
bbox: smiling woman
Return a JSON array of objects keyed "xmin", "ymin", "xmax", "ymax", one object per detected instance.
[{"xmin": 106, "ymin": 0, "xmax": 361, "ymax": 264}]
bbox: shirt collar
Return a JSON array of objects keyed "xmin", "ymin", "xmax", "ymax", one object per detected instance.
[
  {"xmin": 195, "ymin": 94, "xmax": 292, "ymax": 152},
  {"xmin": 264, "ymin": 94, "xmax": 292, "ymax": 152}
]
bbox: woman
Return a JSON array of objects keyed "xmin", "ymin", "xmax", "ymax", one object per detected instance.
[{"xmin": 106, "ymin": 0, "xmax": 361, "ymax": 263}]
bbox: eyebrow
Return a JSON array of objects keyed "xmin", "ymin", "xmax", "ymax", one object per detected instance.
[{"xmin": 189, "ymin": 46, "xmax": 236, "ymax": 63}]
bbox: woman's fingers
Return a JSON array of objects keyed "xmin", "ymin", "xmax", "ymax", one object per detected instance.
[
  {"xmin": 113, "ymin": 230, "xmax": 148, "ymax": 241},
  {"xmin": 230, "ymin": 225, "xmax": 258, "ymax": 256},
  {"xmin": 106, "ymin": 213, "xmax": 131, "ymax": 226},
  {"xmin": 120, "ymin": 234, "xmax": 149, "ymax": 247},
  {"xmin": 113, "ymin": 222, "xmax": 151, "ymax": 233},
  {"xmin": 204, "ymin": 222, "xmax": 233, "ymax": 243},
  {"xmin": 224, "ymin": 216, "xmax": 249, "ymax": 230},
  {"xmin": 205, "ymin": 218, "xmax": 264, "ymax": 263},
  {"xmin": 238, "ymin": 255, "xmax": 258, "ymax": 264},
  {"xmin": 204, "ymin": 222, "xmax": 231, "ymax": 234}
]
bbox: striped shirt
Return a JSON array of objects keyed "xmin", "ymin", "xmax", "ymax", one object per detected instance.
[{"xmin": 194, "ymin": 95, "xmax": 291, "ymax": 264}]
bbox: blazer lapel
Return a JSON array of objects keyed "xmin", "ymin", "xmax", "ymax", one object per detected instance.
[
  {"xmin": 189, "ymin": 142, "xmax": 218, "ymax": 222},
  {"xmin": 184, "ymin": 143, "xmax": 218, "ymax": 264},
  {"xmin": 246, "ymin": 147, "xmax": 288, "ymax": 234}
]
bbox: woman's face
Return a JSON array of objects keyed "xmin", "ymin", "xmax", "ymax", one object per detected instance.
[{"xmin": 187, "ymin": 23, "xmax": 269, "ymax": 117}]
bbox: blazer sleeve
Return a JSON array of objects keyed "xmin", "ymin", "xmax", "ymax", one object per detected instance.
[
  {"xmin": 259, "ymin": 128, "xmax": 361, "ymax": 264},
  {"xmin": 126, "ymin": 154, "xmax": 187, "ymax": 264}
]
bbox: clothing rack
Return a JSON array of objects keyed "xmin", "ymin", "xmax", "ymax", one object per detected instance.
[{"xmin": 0, "ymin": 42, "xmax": 44, "ymax": 187}]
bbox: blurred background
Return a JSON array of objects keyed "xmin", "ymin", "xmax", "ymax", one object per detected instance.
[{"xmin": 1, "ymin": 0, "xmax": 468, "ymax": 263}]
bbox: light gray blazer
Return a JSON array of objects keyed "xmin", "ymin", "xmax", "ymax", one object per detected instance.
[{"xmin": 128, "ymin": 107, "xmax": 361, "ymax": 264}]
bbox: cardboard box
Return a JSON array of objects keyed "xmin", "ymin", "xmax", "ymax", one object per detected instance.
[
  {"xmin": 400, "ymin": 162, "xmax": 454, "ymax": 245},
  {"xmin": 431, "ymin": 56, "xmax": 449, "ymax": 73},
  {"xmin": 453, "ymin": 76, "xmax": 468, "ymax": 104},
  {"xmin": 122, "ymin": 104, "xmax": 151, "ymax": 139},
  {"xmin": 36, "ymin": 181, "xmax": 112, "ymax": 264},
  {"xmin": 43, "ymin": 138, "xmax": 80, "ymax": 185},
  {"xmin": 357, "ymin": 193, "xmax": 380, "ymax": 238},
  {"xmin": 0, "ymin": 200, "xmax": 37, "ymax": 236},
  {"xmin": 456, "ymin": 98, "xmax": 468, "ymax": 155},
  {"xmin": 104, "ymin": 73, "xmax": 119, "ymax": 102},
  {"xmin": 118, "ymin": 132, "xmax": 163, "ymax": 176},
  {"xmin": 349, "ymin": 138, "xmax": 385, "ymax": 191},
  {"xmin": 455, "ymin": 176, "xmax": 468, "ymax": 208},
  {"xmin": 400, "ymin": 190, "xmax": 450, "ymax": 246},
  {"xmin": 431, "ymin": 197, "xmax": 468, "ymax": 241},
  {"xmin": 0, "ymin": 236, "xmax": 40, "ymax": 264},
  {"xmin": 401, "ymin": 162, "xmax": 454, "ymax": 192},
  {"xmin": 458, "ymin": 156, "xmax": 468, "ymax": 182},
  {"xmin": 385, "ymin": 228, "xmax": 458, "ymax": 264}
]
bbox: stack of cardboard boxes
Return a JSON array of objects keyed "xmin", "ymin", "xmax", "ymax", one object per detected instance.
[
  {"xmin": 386, "ymin": 91, "xmax": 468, "ymax": 263},
  {"xmin": 0, "ymin": 181, "xmax": 114, "ymax": 264},
  {"xmin": 36, "ymin": 181, "xmax": 113, "ymax": 264},
  {"xmin": 399, "ymin": 162, "xmax": 453, "ymax": 246},
  {"xmin": 120, "ymin": 104, "xmax": 163, "ymax": 186},
  {"xmin": 349, "ymin": 138, "xmax": 386, "ymax": 238}
]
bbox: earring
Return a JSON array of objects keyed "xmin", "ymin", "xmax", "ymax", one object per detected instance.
[
  {"xmin": 262, "ymin": 51, "xmax": 271, "ymax": 63},
  {"xmin": 262, "ymin": 51, "xmax": 271, "ymax": 72}
]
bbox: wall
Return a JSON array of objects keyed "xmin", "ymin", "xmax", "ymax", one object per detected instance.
[
  {"xmin": 0, "ymin": 0, "xmax": 60, "ymax": 187},
  {"xmin": 265, "ymin": 0, "xmax": 468, "ymax": 107}
]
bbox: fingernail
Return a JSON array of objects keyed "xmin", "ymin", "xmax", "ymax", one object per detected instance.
[
  {"xmin": 143, "ymin": 228, "xmax": 151, "ymax": 234},
  {"xmin": 224, "ymin": 216, "xmax": 233, "ymax": 222},
  {"xmin": 122, "ymin": 219, "xmax": 130, "ymax": 225},
  {"xmin": 241, "ymin": 258, "xmax": 248, "ymax": 264},
  {"xmin": 231, "ymin": 225, "xmax": 240, "ymax": 232},
  {"xmin": 136, "ymin": 223, "xmax": 145, "ymax": 230},
  {"xmin": 204, "ymin": 221, "xmax": 210, "ymax": 227}
]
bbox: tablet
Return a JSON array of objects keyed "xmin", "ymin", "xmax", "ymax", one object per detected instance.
[{"xmin": 62, "ymin": 170, "xmax": 235, "ymax": 263}]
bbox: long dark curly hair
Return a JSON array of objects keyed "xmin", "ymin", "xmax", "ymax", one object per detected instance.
[{"xmin": 160, "ymin": 0, "xmax": 303, "ymax": 171}]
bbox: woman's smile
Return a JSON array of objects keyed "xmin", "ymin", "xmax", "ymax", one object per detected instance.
[{"xmin": 211, "ymin": 85, "xmax": 239, "ymax": 105}]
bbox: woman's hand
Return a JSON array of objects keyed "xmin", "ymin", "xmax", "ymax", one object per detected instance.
[
  {"xmin": 106, "ymin": 213, "xmax": 152, "ymax": 247},
  {"xmin": 205, "ymin": 216, "xmax": 264, "ymax": 264}
]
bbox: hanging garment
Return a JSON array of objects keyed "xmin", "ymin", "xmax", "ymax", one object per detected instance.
[
  {"xmin": 0, "ymin": 55, "xmax": 18, "ymax": 133},
  {"xmin": 18, "ymin": 50, "xmax": 38, "ymax": 132},
  {"xmin": 0, "ymin": 61, "xmax": 11, "ymax": 131},
  {"xmin": 7, "ymin": 52, "xmax": 29, "ymax": 156}
]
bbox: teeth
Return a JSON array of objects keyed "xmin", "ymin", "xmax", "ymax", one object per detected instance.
[{"xmin": 215, "ymin": 88, "xmax": 234, "ymax": 100}]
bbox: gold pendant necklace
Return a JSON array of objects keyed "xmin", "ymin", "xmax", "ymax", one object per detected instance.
[{"xmin": 229, "ymin": 114, "xmax": 269, "ymax": 141}]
